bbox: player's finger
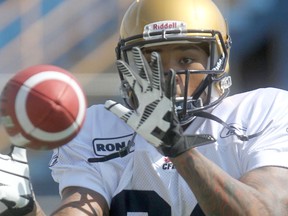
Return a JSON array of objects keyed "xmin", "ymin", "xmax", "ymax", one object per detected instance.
[
  {"xmin": 150, "ymin": 52, "xmax": 164, "ymax": 94},
  {"xmin": 116, "ymin": 60, "xmax": 144, "ymax": 91},
  {"xmin": 105, "ymin": 100, "xmax": 132, "ymax": 122},
  {"xmin": 132, "ymin": 47, "xmax": 152, "ymax": 85}
]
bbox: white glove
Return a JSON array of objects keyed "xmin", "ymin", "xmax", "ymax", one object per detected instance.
[
  {"xmin": 105, "ymin": 47, "xmax": 215, "ymax": 157},
  {"xmin": 0, "ymin": 146, "xmax": 34, "ymax": 215}
]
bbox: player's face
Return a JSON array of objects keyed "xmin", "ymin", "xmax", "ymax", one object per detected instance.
[{"xmin": 142, "ymin": 44, "xmax": 208, "ymax": 97}]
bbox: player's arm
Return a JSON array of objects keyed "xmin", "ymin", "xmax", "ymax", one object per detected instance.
[
  {"xmin": 105, "ymin": 48, "xmax": 288, "ymax": 215},
  {"xmin": 50, "ymin": 186, "xmax": 109, "ymax": 216},
  {"xmin": 171, "ymin": 149, "xmax": 288, "ymax": 215}
]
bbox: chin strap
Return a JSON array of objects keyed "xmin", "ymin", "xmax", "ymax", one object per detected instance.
[{"xmin": 193, "ymin": 111, "xmax": 273, "ymax": 141}]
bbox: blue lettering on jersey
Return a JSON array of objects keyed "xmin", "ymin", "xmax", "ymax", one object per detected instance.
[{"xmin": 92, "ymin": 133, "xmax": 135, "ymax": 157}]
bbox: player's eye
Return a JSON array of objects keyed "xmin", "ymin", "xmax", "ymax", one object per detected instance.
[{"xmin": 179, "ymin": 57, "xmax": 194, "ymax": 65}]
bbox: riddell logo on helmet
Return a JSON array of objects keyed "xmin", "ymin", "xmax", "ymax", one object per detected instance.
[
  {"xmin": 143, "ymin": 21, "xmax": 186, "ymax": 40},
  {"xmin": 152, "ymin": 22, "xmax": 177, "ymax": 30},
  {"xmin": 144, "ymin": 21, "xmax": 186, "ymax": 32}
]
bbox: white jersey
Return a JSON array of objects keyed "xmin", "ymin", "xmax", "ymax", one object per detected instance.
[{"xmin": 50, "ymin": 87, "xmax": 288, "ymax": 216}]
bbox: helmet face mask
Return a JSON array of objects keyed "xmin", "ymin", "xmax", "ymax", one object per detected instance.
[{"xmin": 117, "ymin": 0, "xmax": 232, "ymax": 125}]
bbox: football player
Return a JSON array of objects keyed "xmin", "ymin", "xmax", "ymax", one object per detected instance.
[{"xmin": 1, "ymin": 0, "xmax": 288, "ymax": 215}]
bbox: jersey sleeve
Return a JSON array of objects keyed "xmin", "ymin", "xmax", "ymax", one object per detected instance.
[
  {"xmin": 240, "ymin": 88, "xmax": 288, "ymax": 172},
  {"xmin": 49, "ymin": 105, "xmax": 112, "ymax": 204}
]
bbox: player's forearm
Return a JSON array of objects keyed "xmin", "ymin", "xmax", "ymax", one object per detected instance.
[
  {"xmin": 171, "ymin": 149, "xmax": 271, "ymax": 216},
  {"xmin": 50, "ymin": 187, "xmax": 109, "ymax": 216}
]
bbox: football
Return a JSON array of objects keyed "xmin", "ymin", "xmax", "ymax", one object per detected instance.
[{"xmin": 0, "ymin": 65, "xmax": 87, "ymax": 150}]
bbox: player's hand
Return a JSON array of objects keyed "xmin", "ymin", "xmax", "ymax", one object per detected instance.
[
  {"xmin": 0, "ymin": 146, "xmax": 35, "ymax": 215},
  {"xmin": 105, "ymin": 47, "xmax": 216, "ymax": 157}
]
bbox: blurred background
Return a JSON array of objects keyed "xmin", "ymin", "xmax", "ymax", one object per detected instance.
[{"xmin": 0, "ymin": 0, "xmax": 287, "ymax": 214}]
